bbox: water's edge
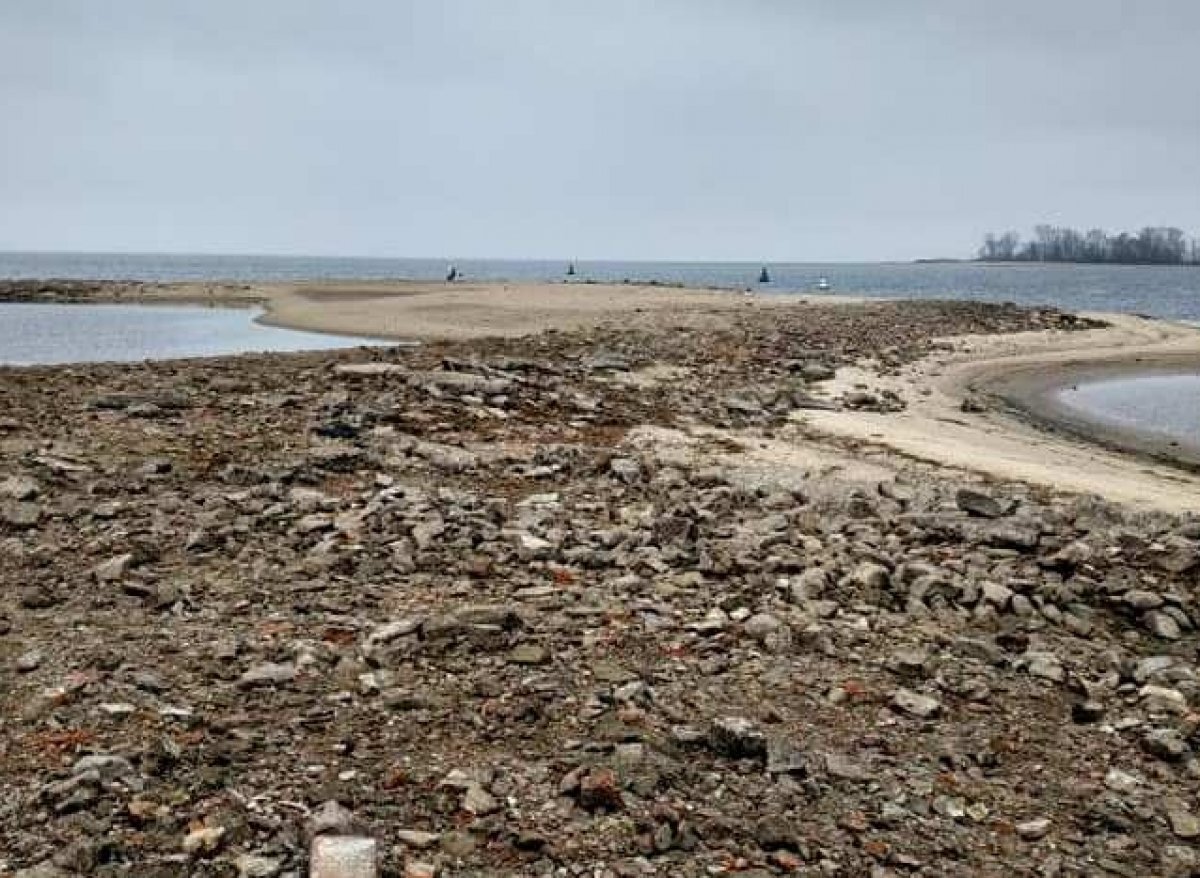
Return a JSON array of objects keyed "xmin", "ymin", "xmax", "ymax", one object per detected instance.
[{"xmin": 982, "ymin": 359, "xmax": 1200, "ymax": 473}]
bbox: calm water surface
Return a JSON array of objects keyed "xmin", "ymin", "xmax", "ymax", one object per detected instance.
[
  {"xmin": 1057, "ymin": 373, "xmax": 1200, "ymax": 447},
  {"xmin": 5, "ymin": 253, "xmax": 1200, "ymax": 452},
  {"xmin": 0, "ymin": 303, "xmax": 381, "ymax": 366},
  {"xmin": 3, "ymin": 251, "xmax": 1200, "ymax": 322}
]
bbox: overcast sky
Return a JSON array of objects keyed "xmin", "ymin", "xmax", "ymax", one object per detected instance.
[{"xmin": 1, "ymin": 1, "xmax": 1198, "ymax": 261}]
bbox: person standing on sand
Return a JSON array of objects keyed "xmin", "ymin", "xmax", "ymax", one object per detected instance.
[{"xmin": 446, "ymin": 265, "xmax": 458, "ymax": 282}]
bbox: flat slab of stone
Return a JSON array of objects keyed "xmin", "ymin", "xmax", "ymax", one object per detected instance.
[
  {"xmin": 311, "ymin": 836, "xmax": 378, "ymax": 878},
  {"xmin": 334, "ymin": 363, "xmax": 407, "ymax": 377}
]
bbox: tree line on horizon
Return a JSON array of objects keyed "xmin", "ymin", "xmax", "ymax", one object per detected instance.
[{"xmin": 978, "ymin": 225, "xmax": 1200, "ymax": 265}]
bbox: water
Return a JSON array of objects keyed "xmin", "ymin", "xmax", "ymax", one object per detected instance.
[
  {"xmin": 2, "ymin": 251, "xmax": 1200, "ymax": 322},
  {"xmin": 1057, "ymin": 373, "xmax": 1200, "ymax": 448},
  {"xmin": 0, "ymin": 303, "xmax": 381, "ymax": 366},
  {"xmin": 4, "ymin": 253, "xmax": 1200, "ymax": 454}
]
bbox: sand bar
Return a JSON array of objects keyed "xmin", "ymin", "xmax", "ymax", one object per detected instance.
[{"xmin": 799, "ymin": 313, "xmax": 1200, "ymax": 512}]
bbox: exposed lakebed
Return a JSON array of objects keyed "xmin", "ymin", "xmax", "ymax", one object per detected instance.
[{"xmin": 0, "ymin": 302, "xmax": 384, "ymax": 366}]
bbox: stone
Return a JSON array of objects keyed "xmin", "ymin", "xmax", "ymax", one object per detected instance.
[
  {"xmin": 233, "ymin": 854, "xmax": 283, "ymax": 878},
  {"xmin": 755, "ymin": 815, "xmax": 801, "ymax": 850},
  {"xmin": 980, "ymin": 581, "xmax": 1014, "ymax": 607},
  {"xmin": 1145, "ymin": 610, "xmax": 1182, "ymax": 640},
  {"xmin": 609, "ymin": 457, "xmax": 642, "ymax": 482},
  {"xmin": 709, "ymin": 716, "xmax": 768, "ymax": 760},
  {"xmin": 1016, "ymin": 818, "xmax": 1051, "ymax": 841},
  {"xmin": 1133, "ymin": 655, "xmax": 1177, "ymax": 683},
  {"xmin": 440, "ymin": 830, "xmax": 477, "ymax": 857},
  {"xmin": 237, "ymin": 662, "xmax": 297, "ymax": 688},
  {"xmin": 956, "ymin": 488, "xmax": 1007, "ymax": 519},
  {"xmin": 1140, "ymin": 684, "xmax": 1189, "ymax": 715},
  {"xmin": 307, "ymin": 800, "xmax": 359, "ymax": 839},
  {"xmin": 72, "ymin": 753, "xmax": 138, "ymax": 782},
  {"xmin": 397, "ymin": 830, "xmax": 440, "ymax": 849},
  {"xmin": 334, "ymin": 363, "xmax": 407, "ymax": 377},
  {"xmin": 16, "ymin": 649, "xmax": 43, "ymax": 672},
  {"xmin": 0, "ymin": 475, "xmax": 39, "ymax": 501},
  {"xmin": 1, "ymin": 500, "xmax": 42, "ymax": 528},
  {"xmin": 592, "ymin": 660, "xmax": 638, "ymax": 683},
  {"xmin": 578, "ymin": 767, "xmax": 623, "ymax": 811},
  {"xmin": 765, "ymin": 738, "xmax": 807, "ymax": 775},
  {"xmin": 891, "ymin": 688, "xmax": 941, "ymax": 718},
  {"xmin": 888, "ymin": 648, "xmax": 930, "ymax": 678},
  {"xmin": 1168, "ymin": 808, "xmax": 1200, "ymax": 840},
  {"xmin": 310, "ymin": 836, "xmax": 378, "ymax": 878},
  {"xmin": 19, "ymin": 584, "xmax": 58, "ymax": 609},
  {"xmin": 12, "ymin": 864, "xmax": 69, "ymax": 878},
  {"xmin": 1025, "ymin": 652, "xmax": 1066, "ymax": 683},
  {"xmin": 1124, "ymin": 589, "xmax": 1164, "ymax": 610},
  {"xmin": 182, "ymin": 825, "xmax": 226, "ymax": 855},
  {"xmin": 1104, "ymin": 768, "xmax": 1141, "ymax": 794},
  {"xmin": 1143, "ymin": 728, "xmax": 1190, "ymax": 761},
  {"xmin": 1072, "ymin": 700, "xmax": 1105, "ymax": 723},
  {"xmin": 462, "ymin": 782, "xmax": 500, "ymax": 815},
  {"xmin": 508, "ymin": 643, "xmax": 550, "ymax": 665},
  {"xmin": 93, "ymin": 553, "xmax": 134, "ymax": 583}
]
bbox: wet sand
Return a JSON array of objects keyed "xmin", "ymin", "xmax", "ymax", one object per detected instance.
[
  {"xmin": 982, "ymin": 356, "xmax": 1200, "ymax": 471},
  {"xmin": 798, "ymin": 314, "xmax": 1200, "ymax": 513}
]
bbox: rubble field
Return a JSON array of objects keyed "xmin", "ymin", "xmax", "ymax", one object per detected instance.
[{"xmin": 2, "ymin": 296, "xmax": 1198, "ymax": 877}]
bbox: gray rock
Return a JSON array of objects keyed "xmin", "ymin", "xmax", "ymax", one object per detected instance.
[
  {"xmin": 1025, "ymin": 651, "xmax": 1066, "ymax": 683},
  {"xmin": 1, "ymin": 500, "xmax": 42, "ymax": 528},
  {"xmin": 1142, "ymin": 727, "xmax": 1190, "ymax": 762},
  {"xmin": 1140, "ymin": 684, "xmax": 1189, "ymax": 715},
  {"xmin": 709, "ymin": 716, "xmax": 768, "ymax": 760},
  {"xmin": 307, "ymin": 800, "xmax": 359, "ymax": 839},
  {"xmin": 956, "ymin": 488, "xmax": 1007, "ymax": 519},
  {"xmin": 462, "ymin": 782, "xmax": 500, "ymax": 815},
  {"xmin": 0, "ymin": 475, "xmax": 40, "ymax": 501},
  {"xmin": 93, "ymin": 553, "xmax": 134, "ymax": 583},
  {"xmin": 233, "ymin": 854, "xmax": 283, "ymax": 878},
  {"xmin": 1145, "ymin": 610, "xmax": 1182, "ymax": 640},
  {"xmin": 609, "ymin": 457, "xmax": 643, "ymax": 482},
  {"xmin": 892, "ymin": 688, "xmax": 941, "ymax": 718},
  {"xmin": 1168, "ymin": 808, "xmax": 1200, "ymax": 840},
  {"xmin": 309, "ymin": 835, "xmax": 377, "ymax": 878},
  {"xmin": 1016, "ymin": 818, "xmax": 1051, "ymax": 840},
  {"xmin": 981, "ymin": 580, "xmax": 1014, "ymax": 607},
  {"xmin": 237, "ymin": 662, "xmax": 298, "ymax": 689},
  {"xmin": 1124, "ymin": 589, "xmax": 1164, "ymax": 610},
  {"xmin": 765, "ymin": 738, "xmax": 806, "ymax": 775}
]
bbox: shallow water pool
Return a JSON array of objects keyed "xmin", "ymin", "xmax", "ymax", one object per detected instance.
[
  {"xmin": 1056, "ymin": 372, "xmax": 1200, "ymax": 447},
  {"xmin": 0, "ymin": 302, "xmax": 385, "ymax": 366}
]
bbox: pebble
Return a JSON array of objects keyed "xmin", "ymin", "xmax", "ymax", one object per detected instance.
[
  {"xmin": 237, "ymin": 662, "xmax": 297, "ymax": 688},
  {"xmin": 1168, "ymin": 808, "xmax": 1200, "ymax": 840},
  {"xmin": 891, "ymin": 688, "xmax": 941, "ymax": 718},
  {"xmin": 1016, "ymin": 818, "xmax": 1051, "ymax": 840}
]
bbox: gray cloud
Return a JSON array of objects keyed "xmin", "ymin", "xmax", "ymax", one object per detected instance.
[{"xmin": 2, "ymin": 0, "xmax": 1198, "ymax": 260}]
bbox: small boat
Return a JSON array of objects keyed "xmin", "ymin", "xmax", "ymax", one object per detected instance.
[
  {"xmin": 815, "ymin": 277, "xmax": 831, "ymax": 291},
  {"xmin": 758, "ymin": 266, "xmax": 771, "ymax": 284}
]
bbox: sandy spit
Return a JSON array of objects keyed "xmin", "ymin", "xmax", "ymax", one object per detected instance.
[{"xmin": 798, "ymin": 313, "xmax": 1200, "ymax": 513}]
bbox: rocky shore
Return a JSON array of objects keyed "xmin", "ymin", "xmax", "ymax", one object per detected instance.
[{"xmin": 2, "ymin": 295, "xmax": 1199, "ymax": 877}]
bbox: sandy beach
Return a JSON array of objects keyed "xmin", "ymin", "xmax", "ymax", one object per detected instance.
[
  {"xmin": 796, "ymin": 312, "xmax": 1200, "ymax": 512},
  {"xmin": 0, "ymin": 279, "xmax": 841, "ymax": 341}
]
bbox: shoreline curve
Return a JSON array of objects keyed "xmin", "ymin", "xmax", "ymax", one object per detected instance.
[{"xmin": 798, "ymin": 313, "xmax": 1200, "ymax": 513}]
